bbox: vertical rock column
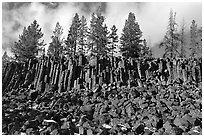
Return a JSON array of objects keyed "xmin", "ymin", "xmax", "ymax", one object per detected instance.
[
  {"xmin": 67, "ymin": 59, "xmax": 74, "ymax": 91},
  {"xmin": 137, "ymin": 60, "xmax": 142, "ymax": 79},
  {"xmin": 37, "ymin": 59, "xmax": 46, "ymax": 92},
  {"xmin": 54, "ymin": 63, "xmax": 60, "ymax": 86},
  {"xmin": 13, "ymin": 64, "xmax": 23, "ymax": 90},
  {"xmin": 158, "ymin": 60, "xmax": 163, "ymax": 81},
  {"xmin": 78, "ymin": 54, "xmax": 84, "ymax": 89},
  {"xmin": 172, "ymin": 58, "xmax": 177, "ymax": 80},
  {"xmin": 44, "ymin": 58, "xmax": 51, "ymax": 83},
  {"xmin": 24, "ymin": 61, "xmax": 34, "ymax": 87},
  {"xmin": 197, "ymin": 59, "xmax": 202, "ymax": 84},
  {"xmin": 63, "ymin": 60, "xmax": 69, "ymax": 91},
  {"xmin": 129, "ymin": 58, "xmax": 134, "ymax": 81},
  {"xmin": 85, "ymin": 65, "xmax": 90, "ymax": 89},
  {"xmin": 113, "ymin": 57, "xmax": 118, "ymax": 83},
  {"xmin": 49, "ymin": 59, "xmax": 54, "ymax": 84},
  {"xmin": 39, "ymin": 60, "xmax": 46, "ymax": 82},
  {"xmin": 30, "ymin": 63, "xmax": 36, "ymax": 87},
  {"xmin": 58, "ymin": 62, "xmax": 65, "ymax": 93},
  {"xmin": 182, "ymin": 61, "xmax": 187, "ymax": 83},
  {"xmin": 51, "ymin": 64, "xmax": 57, "ymax": 85},
  {"xmin": 177, "ymin": 60, "xmax": 182, "ymax": 80},
  {"xmin": 34, "ymin": 61, "xmax": 41, "ymax": 88},
  {"xmin": 166, "ymin": 59, "xmax": 172, "ymax": 84},
  {"xmin": 91, "ymin": 66, "xmax": 95, "ymax": 90},
  {"xmin": 6, "ymin": 63, "xmax": 17, "ymax": 90},
  {"xmin": 105, "ymin": 65, "xmax": 110, "ymax": 85},
  {"xmin": 2, "ymin": 63, "xmax": 8, "ymax": 81},
  {"xmin": 74, "ymin": 57, "xmax": 81, "ymax": 89},
  {"xmin": 98, "ymin": 63, "xmax": 103, "ymax": 86},
  {"xmin": 110, "ymin": 57, "xmax": 113, "ymax": 84}
]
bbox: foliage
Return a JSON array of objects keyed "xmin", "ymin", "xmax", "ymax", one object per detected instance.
[
  {"xmin": 120, "ymin": 12, "xmax": 143, "ymax": 58},
  {"xmin": 65, "ymin": 13, "xmax": 81, "ymax": 56},
  {"xmin": 9, "ymin": 11, "xmax": 202, "ymax": 60},
  {"xmin": 107, "ymin": 25, "xmax": 119, "ymax": 57},
  {"xmin": 2, "ymin": 51, "xmax": 10, "ymax": 70},
  {"xmin": 11, "ymin": 20, "xmax": 45, "ymax": 62},
  {"xmin": 47, "ymin": 22, "xmax": 64, "ymax": 58},
  {"xmin": 179, "ymin": 19, "xmax": 186, "ymax": 58},
  {"xmin": 159, "ymin": 9, "xmax": 180, "ymax": 58},
  {"xmin": 88, "ymin": 12, "xmax": 109, "ymax": 56},
  {"xmin": 140, "ymin": 39, "xmax": 152, "ymax": 58},
  {"xmin": 78, "ymin": 16, "xmax": 89, "ymax": 55},
  {"xmin": 189, "ymin": 20, "xmax": 201, "ymax": 58},
  {"xmin": 196, "ymin": 28, "xmax": 202, "ymax": 57},
  {"xmin": 190, "ymin": 20, "xmax": 197, "ymax": 58}
]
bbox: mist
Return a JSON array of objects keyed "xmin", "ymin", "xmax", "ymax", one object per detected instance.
[{"xmin": 2, "ymin": 2, "xmax": 202, "ymax": 56}]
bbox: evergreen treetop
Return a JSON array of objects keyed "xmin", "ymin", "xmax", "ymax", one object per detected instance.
[
  {"xmin": 11, "ymin": 20, "xmax": 45, "ymax": 61},
  {"xmin": 120, "ymin": 12, "xmax": 143, "ymax": 58},
  {"xmin": 47, "ymin": 22, "xmax": 64, "ymax": 58}
]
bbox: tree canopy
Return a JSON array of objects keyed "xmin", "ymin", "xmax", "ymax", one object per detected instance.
[
  {"xmin": 159, "ymin": 9, "xmax": 180, "ymax": 58},
  {"xmin": 120, "ymin": 12, "xmax": 143, "ymax": 58},
  {"xmin": 11, "ymin": 20, "xmax": 45, "ymax": 62},
  {"xmin": 9, "ymin": 11, "xmax": 201, "ymax": 60},
  {"xmin": 47, "ymin": 22, "xmax": 64, "ymax": 58}
]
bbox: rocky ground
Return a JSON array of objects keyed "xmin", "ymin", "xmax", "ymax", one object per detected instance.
[{"xmin": 2, "ymin": 79, "xmax": 202, "ymax": 135}]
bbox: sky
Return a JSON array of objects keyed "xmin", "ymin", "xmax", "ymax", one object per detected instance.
[{"xmin": 2, "ymin": 1, "xmax": 202, "ymax": 56}]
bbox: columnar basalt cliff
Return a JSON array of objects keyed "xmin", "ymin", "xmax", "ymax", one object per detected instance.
[
  {"xmin": 2, "ymin": 55, "xmax": 202, "ymax": 93},
  {"xmin": 2, "ymin": 56, "xmax": 202, "ymax": 135}
]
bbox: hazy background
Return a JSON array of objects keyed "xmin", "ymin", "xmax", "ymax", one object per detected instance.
[{"xmin": 2, "ymin": 2, "xmax": 202, "ymax": 57}]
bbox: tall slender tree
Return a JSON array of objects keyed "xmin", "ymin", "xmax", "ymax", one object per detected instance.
[
  {"xmin": 120, "ymin": 12, "xmax": 143, "ymax": 58},
  {"xmin": 140, "ymin": 39, "xmax": 152, "ymax": 58},
  {"xmin": 108, "ymin": 25, "xmax": 119, "ymax": 57},
  {"xmin": 47, "ymin": 22, "xmax": 64, "ymax": 58},
  {"xmin": 190, "ymin": 20, "xmax": 198, "ymax": 58},
  {"xmin": 88, "ymin": 12, "xmax": 109, "ymax": 56},
  {"xmin": 11, "ymin": 20, "xmax": 45, "ymax": 61},
  {"xmin": 179, "ymin": 19, "xmax": 186, "ymax": 58},
  {"xmin": 65, "ymin": 13, "xmax": 81, "ymax": 56},
  {"xmin": 159, "ymin": 9, "xmax": 180, "ymax": 58},
  {"xmin": 99, "ymin": 23, "xmax": 109, "ymax": 56},
  {"xmin": 78, "ymin": 15, "xmax": 89, "ymax": 54},
  {"xmin": 88, "ymin": 13, "xmax": 97, "ymax": 53},
  {"xmin": 2, "ymin": 51, "xmax": 10, "ymax": 69},
  {"xmin": 196, "ymin": 27, "xmax": 202, "ymax": 57}
]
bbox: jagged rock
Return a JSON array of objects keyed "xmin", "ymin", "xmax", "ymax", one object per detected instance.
[
  {"xmin": 135, "ymin": 124, "xmax": 145, "ymax": 134},
  {"xmin": 30, "ymin": 90, "xmax": 38, "ymax": 101},
  {"xmin": 2, "ymin": 57, "xmax": 202, "ymax": 135}
]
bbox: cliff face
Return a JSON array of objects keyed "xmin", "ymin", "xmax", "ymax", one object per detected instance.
[
  {"xmin": 2, "ymin": 55, "xmax": 202, "ymax": 93},
  {"xmin": 2, "ymin": 55, "xmax": 202, "ymax": 135}
]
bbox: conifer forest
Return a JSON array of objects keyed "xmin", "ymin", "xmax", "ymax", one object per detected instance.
[{"xmin": 2, "ymin": 2, "xmax": 202, "ymax": 135}]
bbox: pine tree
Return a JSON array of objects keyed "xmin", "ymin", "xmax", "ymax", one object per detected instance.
[
  {"xmin": 2, "ymin": 51, "xmax": 9, "ymax": 61},
  {"xmin": 196, "ymin": 27, "xmax": 202, "ymax": 57},
  {"xmin": 190, "ymin": 20, "xmax": 198, "ymax": 58},
  {"xmin": 160, "ymin": 9, "xmax": 180, "ymax": 58},
  {"xmin": 140, "ymin": 39, "xmax": 152, "ymax": 58},
  {"xmin": 11, "ymin": 20, "xmax": 45, "ymax": 61},
  {"xmin": 179, "ymin": 19, "xmax": 186, "ymax": 58},
  {"xmin": 65, "ymin": 13, "xmax": 81, "ymax": 56},
  {"xmin": 120, "ymin": 12, "xmax": 143, "ymax": 58},
  {"xmin": 108, "ymin": 25, "xmax": 119, "ymax": 57},
  {"xmin": 99, "ymin": 23, "xmax": 109, "ymax": 56},
  {"xmin": 88, "ymin": 13, "xmax": 97, "ymax": 53},
  {"xmin": 78, "ymin": 16, "xmax": 89, "ymax": 55},
  {"xmin": 88, "ymin": 12, "xmax": 109, "ymax": 56},
  {"xmin": 2, "ymin": 51, "xmax": 10, "ymax": 69},
  {"xmin": 47, "ymin": 22, "xmax": 63, "ymax": 58}
]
